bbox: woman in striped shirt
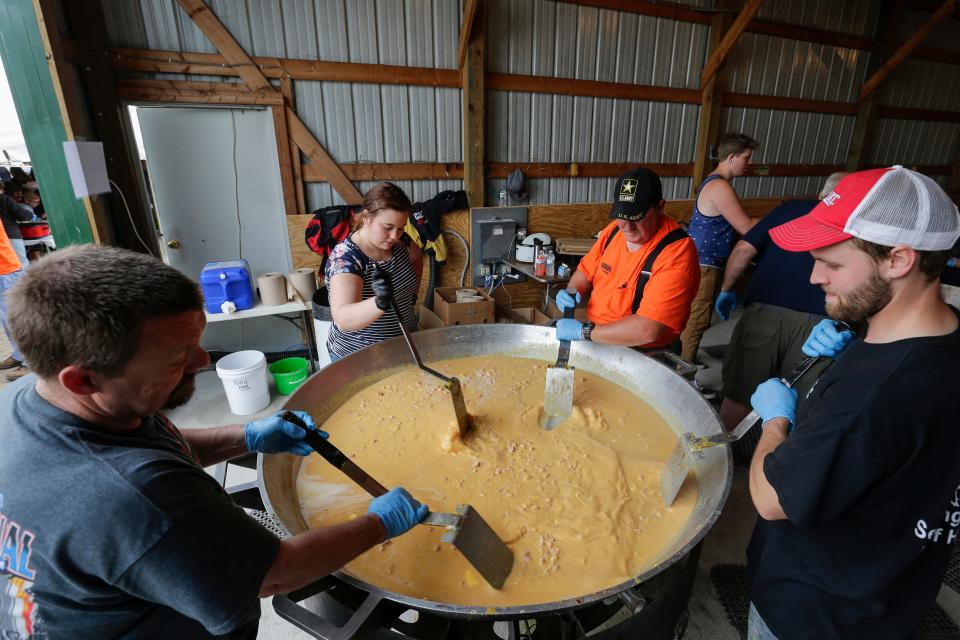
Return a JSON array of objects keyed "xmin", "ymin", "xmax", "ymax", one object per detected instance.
[{"xmin": 325, "ymin": 182, "xmax": 423, "ymax": 361}]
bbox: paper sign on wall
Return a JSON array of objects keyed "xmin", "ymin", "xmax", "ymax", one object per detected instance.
[{"xmin": 63, "ymin": 141, "xmax": 110, "ymax": 197}]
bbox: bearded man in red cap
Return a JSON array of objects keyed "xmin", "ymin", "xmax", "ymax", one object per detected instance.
[{"xmin": 744, "ymin": 166, "xmax": 960, "ymax": 639}]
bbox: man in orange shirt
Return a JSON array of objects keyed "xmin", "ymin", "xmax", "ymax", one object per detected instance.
[
  {"xmin": 555, "ymin": 168, "xmax": 700, "ymax": 351},
  {"xmin": 0, "ymin": 220, "xmax": 26, "ymax": 380}
]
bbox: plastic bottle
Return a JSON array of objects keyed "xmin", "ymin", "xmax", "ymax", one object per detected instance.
[
  {"xmin": 499, "ymin": 188, "xmax": 509, "ymax": 207},
  {"xmin": 545, "ymin": 249, "xmax": 556, "ymax": 277},
  {"xmin": 533, "ymin": 241, "xmax": 546, "ymax": 277}
]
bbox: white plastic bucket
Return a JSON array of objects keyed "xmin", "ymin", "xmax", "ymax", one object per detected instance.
[{"xmin": 216, "ymin": 350, "xmax": 270, "ymax": 415}]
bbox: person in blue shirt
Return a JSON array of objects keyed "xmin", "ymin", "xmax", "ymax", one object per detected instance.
[{"xmin": 713, "ymin": 173, "xmax": 847, "ymax": 430}]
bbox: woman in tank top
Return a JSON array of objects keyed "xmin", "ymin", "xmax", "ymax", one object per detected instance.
[
  {"xmin": 680, "ymin": 133, "xmax": 759, "ymax": 363},
  {"xmin": 325, "ymin": 182, "xmax": 422, "ymax": 360}
]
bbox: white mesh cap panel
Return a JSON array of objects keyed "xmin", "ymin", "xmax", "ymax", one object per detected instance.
[{"xmin": 845, "ymin": 167, "xmax": 960, "ymax": 250}]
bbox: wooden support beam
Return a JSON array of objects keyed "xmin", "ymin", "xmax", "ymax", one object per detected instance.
[
  {"xmin": 700, "ymin": 0, "xmax": 764, "ymax": 88},
  {"xmin": 847, "ymin": 93, "xmax": 880, "ymax": 172},
  {"xmin": 287, "ymin": 109, "xmax": 362, "ymax": 204},
  {"xmin": 113, "ymin": 48, "xmax": 960, "ymax": 122},
  {"xmin": 271, "ymin": 103, "xmax": 297, "ymax": 215},
  {"xmin": 555, "ymin": 0, "xmax": 711, "ymax": 25},
  {"xmin": 457, "ymin": 0, "xmax": 481, "ymax": 70},
  {"xmin": 111, "ymin": 48, "xmax": 461, "ymax": 86},
  {"xmin": 301, "ymin": 162, "xmax": 852, "ymax": 183},
  {"xmin": 746, "ymin": 18, "xmax": 872, "ymax": 50},
  {"xmin": 721, "ymin": 92, "xmax": 858, "ymax": 116},
  {"xmin": 115, "ymin": 60, "xmax": 960, "ymax": 128},
  {"xmin": 115, "ymin": 79, "xmax": 283, "ymax": 104},
  {"xmin": 876, "ymin": 105, "xmax": 960, "ymax": 123},
  {"xmin": 486, "ymin": 163, "xmax": 694, "ymax": 178},
  {"xmin": 462, "ymin": 3, "xmax": 485, "ymax": 208},
  {"xmin": 859, "ymin": 0, "xmax": 959, "ymax": 101},
  {"xmin": 847, "ymin": 2, "xmax": 903, "ymax": 171},
  {"xmin": 303, "ymin": 162, "xmax": 463, "ymax": 182},
  {"xmin": 176, "ymin": 0, "xmax": 271, "ymax": 90},
  {"xmin": 691, "ymin": 6, "xmax": 732, "ymax": 196},
  {"xmin": 487, "ymin": 73, "xmax": 700, "ymax": 104},
  {"xmin": 948, "ymin": 143, "xmax": 960, "ymax": 197},
  {"xmin": 281, "ymin": 76, "xmax": 306, "ymax": 215},
  {"xmin": 174, "ymin": 0, "xmax": 361, "ymax": 204}
]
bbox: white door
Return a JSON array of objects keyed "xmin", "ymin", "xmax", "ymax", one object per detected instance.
[{"xmin": 137, "ymin": 106, "xmax": 300, "ymax": 353}]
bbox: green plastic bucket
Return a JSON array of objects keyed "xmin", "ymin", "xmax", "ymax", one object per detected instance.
[{"xmin": 268, "ymin": 357, "xmax": 309, "ymax": 395}]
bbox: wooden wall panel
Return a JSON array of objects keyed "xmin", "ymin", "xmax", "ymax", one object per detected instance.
[{"xmin": 288, "ymin": 197, "xmax": 786, "ymax": 310}]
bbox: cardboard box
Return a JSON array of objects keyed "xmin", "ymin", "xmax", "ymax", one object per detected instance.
[
  {"xmin": 545, "ymin": 299, "xmax": 589, "ymax": 322},
  {"xmin": 418, "ymin": 305, "xmax": 446, "ymax": 330},
  {"xmin": 496, "ymin": 305, "xmax": 553, "ymax": 326},
  {"xmin": 433, "ymin": 287, "xmax": 495, "ymax": 325}
]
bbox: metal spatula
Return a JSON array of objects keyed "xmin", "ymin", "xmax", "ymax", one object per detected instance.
[
  {"xmin": 541, "ymin": 306, "xmax": 576, "ymax": 430},
  {"xmin": 391, "ymin": 300, "xmax": 472, "ymax": 439},
  {"xmin": 281, "ymin": 411, "xmax": 514, "ymax": 588},
  {"xmin": 660, "ymin": 355, "xmax": 825, "ymax": 507}
]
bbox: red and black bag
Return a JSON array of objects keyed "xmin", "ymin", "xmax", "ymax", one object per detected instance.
[{"xmin": 304, "ymin": 205, "xmax": 358, "ymax": 268}]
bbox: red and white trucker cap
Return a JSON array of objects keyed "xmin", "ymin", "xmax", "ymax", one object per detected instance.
[{"xmin": 770, "ymin": 166, "xmax": 960, "ymax": 252}]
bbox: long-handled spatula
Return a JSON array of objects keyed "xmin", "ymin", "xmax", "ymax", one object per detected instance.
[
  {"xmin": 541, "ymin": 306, "xmax": 576, "ymax": 430},
  {"xmin": 281, "ymin": 411, "xmax": 514, "ymax": 588},
  {"xmin": 390, "ymin": 299, "xmax": 472, "ymax": 439},
  {"xmin": 660, "ymin": 355, "xmax": 824, "ymax": 507}
]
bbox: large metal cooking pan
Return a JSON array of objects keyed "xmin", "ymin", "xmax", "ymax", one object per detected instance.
[{"xmin": 258, "ymin": 323, "xmax": 731, "ymax": 620}]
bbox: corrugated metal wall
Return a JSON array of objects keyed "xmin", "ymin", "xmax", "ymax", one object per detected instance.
[
  {"xmin": 104, "ymin": 0, "xmax": 464, "ymax": 210},
  {"xmin": 869, "ymin": 11, "xmax": 960, "ymax": 175},
  {"xmin": 485, "ymin": 0, "xmax": 707, "ymax": 203},
  {"xmin": 102, "ymin": 0, "xmax": 959, "ymax": 209}
]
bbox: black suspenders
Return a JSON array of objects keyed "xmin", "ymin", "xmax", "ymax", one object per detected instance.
[{"xmin": 600, "ymin": 226, "xmax": 690, "ymax": 314}]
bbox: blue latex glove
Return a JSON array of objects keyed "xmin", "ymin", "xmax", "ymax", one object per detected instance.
[
  {"xmin": 555, "ymin": 289, "xmax": 582, "ymax": 312},
  {"xmin": 244, "ymin": 411, "xmax": 328, "ymax": 456},
  {"xmin": 802, "ymin": 319, "xmax": 854, "ymax": 358},
  {"xmin": 714, "ymin": 291, "xmax": 737, "ymax": 321},
  {"xmin": 556, "ymin": 318, "xmax": 584, "ymax": 342},
  {"xmin": 751, "ymin": 379, "xmax": 798, "ymax": 428},
  {"xmin": 368, "ymin": 487, "xmax": 429, "ymax": 539}
]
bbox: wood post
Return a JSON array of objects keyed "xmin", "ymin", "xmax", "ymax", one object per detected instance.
[
  {"xmin": 691, "ymin": 6, "xmax": 733, "ymax": 196},
  {"xmin": 461, "ymin": 2, "xmax": 486, "ymax": 208},
  {"xmin": 281, "ymin": 76, "xmax": 306, "ymax": 215}
]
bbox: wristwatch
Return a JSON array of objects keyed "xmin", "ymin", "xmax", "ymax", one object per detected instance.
[{"xmin": 581, "ymin": 321, "xmax": 595, "ymax": 341}]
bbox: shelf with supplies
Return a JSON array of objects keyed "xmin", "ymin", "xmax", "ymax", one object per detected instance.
[
  {"xmin": 504, "ymin": 253, "xmax": 571, "ymax": 312},
  {"xmin": 503, "ymin": 258, "xmax": 570, "ymax": 285},
  {"xmin": 203, "ymin": 300, "xmax": 320, "ymax": 374}
]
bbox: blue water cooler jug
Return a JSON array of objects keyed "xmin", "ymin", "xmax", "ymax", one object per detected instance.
[{"xmin": 199, "ymin": 260, "xmax": 256, "ymax": 314}]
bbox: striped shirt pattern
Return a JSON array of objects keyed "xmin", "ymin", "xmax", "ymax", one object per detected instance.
[{"xmin": 324, "ymin": 234, "xmax": 419, "ymax": 358}]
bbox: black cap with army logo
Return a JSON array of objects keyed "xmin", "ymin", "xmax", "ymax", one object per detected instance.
[{"xmin": 609, "ymin": 167, "xmax": 663, "ymax": 221}]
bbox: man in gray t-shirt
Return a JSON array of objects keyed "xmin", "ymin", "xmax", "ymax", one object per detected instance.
[{"xmin": 0, "ymin": 246, "xmax": 428, "ymax": 639}]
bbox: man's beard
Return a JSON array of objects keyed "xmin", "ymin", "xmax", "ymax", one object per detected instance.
[
  {"xmin": 826, "ymin": 267, "xmax": 892, "ymax": 326},
  {"xmin": 163, "ymin": 373, "xmax": 197, "ymax": 410}
]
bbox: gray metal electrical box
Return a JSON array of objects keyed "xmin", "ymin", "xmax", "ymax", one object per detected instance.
[{"xmin": 469, "ymin": 207, "xmax": 528, "ymax": 285}]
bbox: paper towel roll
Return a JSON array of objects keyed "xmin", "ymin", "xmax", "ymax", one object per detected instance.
[
  {"xmin": 258, "ymin": 272, "xmax": 288, "ymax": 306},
  {"xmin": 288, "ymin": 268, "xmax": 318, "ymax": 303}
]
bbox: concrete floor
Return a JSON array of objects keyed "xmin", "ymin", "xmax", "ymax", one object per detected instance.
[{"xmin": 5, "ymin": 313, "xmax": 959, "ymax": 639}]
